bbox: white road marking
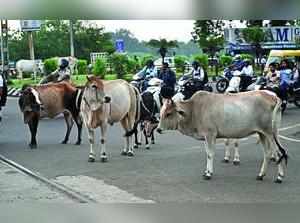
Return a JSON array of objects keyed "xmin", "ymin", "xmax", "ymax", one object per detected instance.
[
  {"xmin": 278, "ymin": 135, "xmax": 300, "ymax": 143},
  {"xmin": 55, "ymin": 175, "xmax": 155, "ymax": 203}
]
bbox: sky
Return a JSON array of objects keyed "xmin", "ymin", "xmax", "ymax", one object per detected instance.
[{"xmin": 8, "ymin": 20, "xmax": 244, "ymax": 42}]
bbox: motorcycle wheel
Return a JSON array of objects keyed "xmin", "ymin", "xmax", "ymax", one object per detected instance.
[{"xmin": 216, "ymin": 78, "xmax": 229, "ymax": 93}]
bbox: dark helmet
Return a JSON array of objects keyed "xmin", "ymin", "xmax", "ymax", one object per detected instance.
[
  {"xmin": 192, "ymin": 61, "xmax": 200, "ymax": 68},
  {"xmin": 146, "ymin": 59, "xmax": 154, "ymax": 67},
  {"xmin": 60, "ymin": 59, "xmax": 69, "ymax": 69}
]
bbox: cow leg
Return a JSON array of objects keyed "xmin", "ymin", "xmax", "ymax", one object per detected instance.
[
  {"xmin": 233, "ymin": 140, "xmax": 240, "ymax": 165},
  {"xmin": 74, "ymin": 116, "xmax": 83, "ymax": 145},
  {"xmin": 28, "ymin": 116, "xmax": 39, "ymax": 149},
  {"xmin": 223, "ymin": 139, "xmax": 231, "ymax": 163},
  {"xmin": 269, "ymin": 137, "xmax": 285, "ymax": 183},
  {"xmin": 151, "ymin": 131, "xmax": 155, "ymax": 144},
  {"xmin": 100, "ymin": 124, "xmax": 108, "ymax": 162},
  {"xmin": 134, "ymin": 128, "xmax": 139, "ymax": 149},
  {"xmin": 203, "ymin": 135, "xmax": 216, "ymax": 180},
  {"xmin": 138, "ymin": 123, "xmax": 143, "ymax": 145},
  {"xmin": 256, "ymin": 133, "xmax": 272, "ymax": 181},
  {"xmin": 62, "ymin": 111, "xmax": 74, "ymax": 144},
  {"xmin": 144, "ymin": 128, "xmax": 150, "ymax": 150},
  {"xmin": 87, "ymin": 129, "xmax": 96, "ymax": 162},
  {"xmin": 120, "ymin": 118, "xmax": 130, "ymax": 156}
]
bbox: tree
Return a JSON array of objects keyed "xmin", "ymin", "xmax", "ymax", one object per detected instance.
[
  {"xmin": 242, "ymin": 27, "xmax": 266, "ymax": 65},
  {"xmin": 146, "ymin": 38, "xmax": 178, "ymax": 63},
  {"xmin": 269, "ymin": 20, "xmax": 295, "ymax": 26},
  {"xmin": 192, "ymin": 20, "xmax": 225, "ymax": 57}
]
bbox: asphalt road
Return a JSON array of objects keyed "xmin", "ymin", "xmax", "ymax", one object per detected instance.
[{"xmin": 1, "ymin": 97, "xmax": 300, "ymax": 203}]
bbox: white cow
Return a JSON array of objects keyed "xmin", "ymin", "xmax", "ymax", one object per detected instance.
[{"xmin": 16, "ymin": 60, "xmax": 44, "ymax": 78}]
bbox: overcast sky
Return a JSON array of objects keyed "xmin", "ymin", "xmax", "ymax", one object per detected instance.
[{"xmin": 8, "ymin": 20, "xmax": 244, "ymax": 42}]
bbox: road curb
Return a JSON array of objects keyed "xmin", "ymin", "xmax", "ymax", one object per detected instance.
[{"xmin": 0, "ymin": 154, "xmax": 96, "ymax": 203}]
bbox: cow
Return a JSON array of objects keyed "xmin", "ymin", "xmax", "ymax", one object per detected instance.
[
  {"xmin": 133, "ymin": 91, "xmax": 160, "ymax": 150},
  {"xmin": 158, "ymin": 90, "xmax": 288, "ymax": 183},
  {"xmin": 18, "ymin": 81, "xmax": 83, "ymax": 148},
  {"xmin": 80, "ymin": 76, "xmax": 140, "ymax": 162},
  {"xmin": 16, "ymin": 60, "xmax": 44, "ymax": 79}
]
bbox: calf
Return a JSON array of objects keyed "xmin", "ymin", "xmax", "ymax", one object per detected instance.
[{"xmin": 18, "ymin": 81, "xmax": 83, "ymax": 148}]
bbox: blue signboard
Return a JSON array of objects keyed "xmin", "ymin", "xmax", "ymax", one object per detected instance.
[{"xmin": 115, "ymin": 39, "xmax": 125, "ymax": 53}]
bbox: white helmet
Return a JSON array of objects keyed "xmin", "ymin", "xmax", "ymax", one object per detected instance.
[{"xmin": 234, "ymin": 54, "xmax": 241, "ymax": 60}]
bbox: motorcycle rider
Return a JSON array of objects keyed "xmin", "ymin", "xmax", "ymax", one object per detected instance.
[
  {"xmin": 0, "ymin": 71, "xmax": 7, "ymax": 122},
  {"xmin": 265, "ymin": 63, "xmax": 280, "ymax": 86},
  {"xmin": 136, "ymin": 59, "xmax": 158, "ymax": 92},
  {"xmin": 232, "ymin": 54, "xmax": 244, "ymax": 71},
  {"xmin": 279, "ymin": 59, "xmax": 294, "ymax": 105},
  {"xmin": 185, "ymin": 60, "xmax": 208, "ymax": 86},
  {"xmin": 240, "ymin": 59, "xmax": 254, "ymax": 91},
  {"xmin": 40, "ymin": 58, "xmax": 71, "ymax": 84},
  {"xmin": 157, "ymin": 62, "xmax": 176, "ymax": 94}
]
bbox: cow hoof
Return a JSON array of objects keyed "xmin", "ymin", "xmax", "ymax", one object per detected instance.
[
  {"xmin": 256, "ymin": 175, "xmax": 264, "ymax": 181},
  {"xmin": 88, "ymin": 157, "xmax": 95, "ymax": 162},
  {"xmin": 75, "ymin": 141, "xmax": 81, "ymax": 146},
  {"xmin": 133, "ymin": 144, "xmax": 139, "ymax": 149},
  {"xmin": 151, "ymin": 141, "xmax": 155, "ymax": 145},
  {"xmin": 145, "ymin": 146, "xmax": 150, "ymax": 150},
  {"xmin": 121, "ymin": 151, "xmax": 127, "ymax": 156},
  {"xmin": 274, "ymin": 178, "xmax": 282, "ymax": 184},
  {"xmin": 101, "ymin": 157, "xmax": 108, "ymax": 163},
  {"xmin": 137, "ymin": 142, "xmax": 142, "ymax": 145},
  {"xmin": 29, "ymin": 144, "xmax": 37, "ymax": 149},
  {"xmin": 203, "ymin": 175, "xmax": 212, "ymax": 180},
  {"xmin": 233, "ymin": 161, "xmax": 240, "ymax": 166},
  {"xmin": 127, "ymin": 151, "xmax": 134, "ymax": 157},
  {"xmin": 270, "ymin": 157, "xmax": 277, "ymax": 162},
  {"xmin": 61, "ymin": 140, "xmax": 67, "ymax": 144},
  {"xmin": 222, "ymin": 159, "xmax": 230, "ymax": 163}
]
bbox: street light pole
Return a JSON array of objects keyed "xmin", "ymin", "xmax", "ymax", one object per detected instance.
[
  {"xmin": 69, "ymin": 20, "xmax": 75, "ymax": 57},
  {"xmin": 0, "ymin": 20, "xmax": 9, "ymax": 78}
]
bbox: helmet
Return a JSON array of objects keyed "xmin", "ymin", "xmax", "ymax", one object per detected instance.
[
  {"xmin": 192, "ymin": 61, "xmax": 200, "ymax": 68},
  {"xmin": 60, "ymin": 59, "xmax": 69, "ymax": 69},
  {"xmin": 146, "ymin": 59, "xmax": 154, "ymax": 67},
  {"xmin": 234, "ymin": 54, "xmax": 241, "ymax": 60}
]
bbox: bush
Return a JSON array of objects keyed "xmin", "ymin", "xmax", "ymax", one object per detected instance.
[
  {"xmin": 193, "ymin": 54, "xmax": 209, "ymax": 70},
  {"xmin": 219, "ymin": 55, "xmax": 233, "ymax": 68},
  {"xmin": 141, "ymin": 54, "xmax": 155, "ymax": 67},
  {"xmin": 77, "ymin": 59, "xmax": 88, "ymax": 75},
  {"xmin": 44, "ymin": 58, "xmax": 58, "ymax": 74},
  {"xmin": 174, "ymin": 55, "xmax": 188, "ymax": 73},
  {"xmin": 110, "ymin": 53, "xmax": 129, "ymax": 79},
  {"xmin": 92, "ymin": 58, "xmax": 107, "ymax": 78},
  {"xmin": 127, "ymin": 57, "xmax": 140, "ymax": 74}
]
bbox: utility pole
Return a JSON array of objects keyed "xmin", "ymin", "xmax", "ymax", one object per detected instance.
[
  {"xmin": 69, "ymin": 20, "xmax": 75, "ymax": 57},
  {"xmin": 28, "ymin": 31, "xmax": 36, "ymax": 80},
  {"xmin": 0, "ymin": 20, "xmax": 9, "ymax": 78}
]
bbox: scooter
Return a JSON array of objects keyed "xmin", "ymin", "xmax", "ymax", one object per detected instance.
[{"xmin": 216, "ymin": 68, "xmax": 234, "ymax": 93}]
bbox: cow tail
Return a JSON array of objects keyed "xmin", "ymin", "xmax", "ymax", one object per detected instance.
[
  {"xmin": 124, "ymin": 86, "xmax": 141, "ymax": 137},
  {"xmin": 272, "ymin": 96, "xmax": 288, "ymax": 165}
]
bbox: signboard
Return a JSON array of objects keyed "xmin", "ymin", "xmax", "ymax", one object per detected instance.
[
  {"xmin": 115, "ymin": 39, "xmax": 125, "ymax": 53},
  {"xmin": 225, "ymin": 26, "xmax": 300, "ymax": 50},
  {"xmin": 20, "ymin": 20, "xmax": 42, "ymax": 32}
]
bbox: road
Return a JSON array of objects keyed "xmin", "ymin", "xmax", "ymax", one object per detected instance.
[{"xmin": 1, "ymin": 97, "xmax": 300, "ymax": 203}]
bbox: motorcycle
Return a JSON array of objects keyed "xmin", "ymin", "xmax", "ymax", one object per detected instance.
[
  {"xmin": 215, "ymin": 68, "xmax": 233, "ymax": 93},
  {"xmin": 173, "ymin": 75, "xmax": 213, "ymax": 101},
  {"xmin": 252, "ymin": 76, "xmax": 300, "ymax": 112}
]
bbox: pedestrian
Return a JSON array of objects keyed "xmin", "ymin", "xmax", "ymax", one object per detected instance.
[
  {"xmin": 157, "ymin": 62, "xmax": 176, "ymax": 93},
  {"xmin": 0, "ymin": 71, "xmax": 8, "ymax": 122}
]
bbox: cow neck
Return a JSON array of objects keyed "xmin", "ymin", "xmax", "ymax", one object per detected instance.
[{"xmin": 140, "ymin": 95, "xmax": 156, "ymax": 119}]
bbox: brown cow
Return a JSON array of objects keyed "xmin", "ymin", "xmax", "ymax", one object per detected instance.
[{"xmin": 18, "ymin": 81, "xmax": 83, "ymax": 148}]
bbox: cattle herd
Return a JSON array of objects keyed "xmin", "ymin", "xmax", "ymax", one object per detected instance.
[{"xmin": 17, "ymin": 75, "xmax": 288, "ymax": 184}]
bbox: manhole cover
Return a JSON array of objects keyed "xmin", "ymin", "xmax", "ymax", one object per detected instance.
[{"xmin": 5, "ymin": 170, "xmax": 18, "ymax": 175}]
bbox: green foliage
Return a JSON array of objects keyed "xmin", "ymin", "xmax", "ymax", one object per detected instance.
[
  {"xmin": 9, "ymin": 20, "xmax": 114, "ymax": 61},
  {"xmin": 147, "ymin": 38, "xmax": 178, "ymax": 61},
  {"xmin": 193, "ymin": 54, "xmax": 209, "ymax": 70},
  {"xmin": 77, "ymin": 59, "xmax": 88, "ymax": 75},
  {"xmin": 110, "ymin": 53, "xmax": 129, "ymax": 79},
  {"xmin": 219, "ymin": 55, "xmax": 233, "ymax": 67},
  {"xmin": 141, "ymin": 55, "xmax": 155, "ymax": 67},
  {"xmin": 192, "ymin": 20, "xmax": 225, "ymax": 56},
  {"xmin": 92, "ymin": 58, "xmax": 107, "ymax": 78},
  {"xmin": 127, "ymin": 57, "xmax": 141, "ymax": 74},
  {"xmin": 44, "ymin": 58, "xmax": 58, "ymax": 74},
  {"xmin": 174, "ymin": 55, "xmax": 188, "ymax": 73},
  {"xmin": 242, "ymin": 27, "xmax": 265, "ymax": 45}
]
